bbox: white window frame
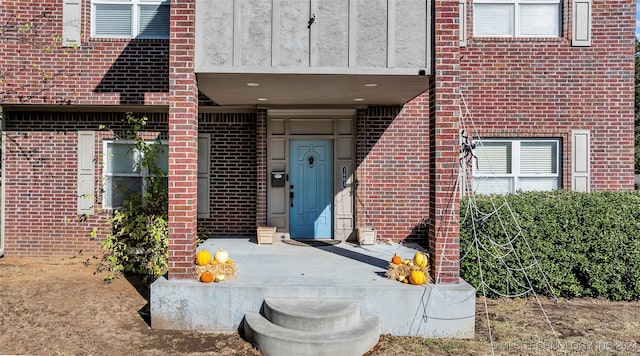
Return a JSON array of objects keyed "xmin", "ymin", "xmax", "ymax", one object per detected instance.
[
  {"xmin": 473, "ymin": 0, "xmax": 562, "ymax": 38},
  {"xmin": 472, "ymin": 138, "xmax": 561, "ymax": 194},
  {"xmin": 91, "ymin": 0, "xmax": 170, "ymax": 39},
  {"xmin": 103, "ymin": 139, "xmax": 168, "ymax": 209}
]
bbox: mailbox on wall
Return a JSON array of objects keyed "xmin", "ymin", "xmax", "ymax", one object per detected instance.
[{"xmin": 271, "ymin": 171, "xmax": 286, "ymax": 187}]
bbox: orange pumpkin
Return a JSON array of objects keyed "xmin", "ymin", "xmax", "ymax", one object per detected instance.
[
  {"xmin": 200, "ymin": 271, "xmax": 214, "ymax": 283},
  {"xmin": 391, "ymin": 254, "xmax": 402, "ymax": 265}
]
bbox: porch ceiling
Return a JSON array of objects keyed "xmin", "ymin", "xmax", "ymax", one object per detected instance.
[{"xmin": 196, "ymin": 73, "xmax": 430, "ymax": 106}]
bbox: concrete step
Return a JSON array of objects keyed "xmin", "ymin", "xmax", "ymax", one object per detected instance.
[
  {"xmin": 243, "ymin": 311, "xmax": 380, "ymax": 356},
  {"xmin": 263, "ymin": 298, "xmax": 361, "ymax": 332}
]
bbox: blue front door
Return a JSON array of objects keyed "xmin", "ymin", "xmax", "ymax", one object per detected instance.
[{"xmin": 289, "ymin": 140, "xmax": 333, "ymax": 238}]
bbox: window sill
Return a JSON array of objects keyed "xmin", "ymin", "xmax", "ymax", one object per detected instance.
[
  {"xmin": 469, "ymin": 36, "xmax": 565, "ymax": 44},
  {"xmin": 89, "ymin": 37, "xmax": 169, "ymax": 43}
]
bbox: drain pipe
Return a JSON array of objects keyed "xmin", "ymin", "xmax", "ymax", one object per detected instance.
[{"xmin": 0, "ymin": 108, "xmax": 5, "ymax": 257}]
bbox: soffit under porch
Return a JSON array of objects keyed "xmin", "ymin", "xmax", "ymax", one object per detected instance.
[{"xmin": 196, "ymin": 73, "xmax": 429, "ymax": 106}]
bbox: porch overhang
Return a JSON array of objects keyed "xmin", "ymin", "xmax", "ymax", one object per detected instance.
[{"xmin": 196, "ymin": 73, "xmax": 430, "ymax": 106}]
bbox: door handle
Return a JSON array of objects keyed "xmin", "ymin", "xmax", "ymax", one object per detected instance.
[{"xmin": 290, "ymin": 191, "xmax": 294, "ymax": 207}]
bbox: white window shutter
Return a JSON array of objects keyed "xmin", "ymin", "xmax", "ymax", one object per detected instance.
[
  {"xmin": 572, "ymin": 130, "xmax": 590, "ymax": 192},
  {"xmin": 62, "ymin": 0, "xmax": 82, "ymax": 47},
  {"xmin": 572, "ymin": 0, "xmax": 592, "ymax": 46},
  {"xmin": 197, "ymin": 135, "xmax": 211, "ymax": 218},
  {"xmin": 77, "ymin": 131, "xmax": 95, "ymax": 214},
  {"xmin": 459, "ymin": 0, "xmax": 467, "ymax": 47}
]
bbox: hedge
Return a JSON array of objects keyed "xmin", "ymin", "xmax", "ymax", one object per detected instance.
[{"xmin": 460, "ymin": 190, "xmax": 640, "ymax": 301}]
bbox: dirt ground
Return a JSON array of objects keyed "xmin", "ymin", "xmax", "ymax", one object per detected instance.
[{"xmin": 1, "ymin": 255, "xmax": 639, "ymax": 355}]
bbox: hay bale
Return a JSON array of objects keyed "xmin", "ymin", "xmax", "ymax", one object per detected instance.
[
  {"xmin": 386, "ymin": 263, "xmax": 431, "ymax": 284},
  {"xmin": 194, "ymin": 262, "xmax": 237, "ymax": 281}
]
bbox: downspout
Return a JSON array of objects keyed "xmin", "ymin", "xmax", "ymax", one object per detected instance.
[{"xmin": 0, "ymin": 106, "xmax": 5, "ymax": 257}]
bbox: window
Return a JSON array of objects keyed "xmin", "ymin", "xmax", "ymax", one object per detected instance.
[
  {"xmin": 103, "ymin": 140, "xmax": 168, "ymax": 209},
  {"xmin": 473, "ymin": 0, "xmax": 561, "ymax": 38},
  {"xmin": 473, "ymin": 139, "xmax": 560, "ymax": 194},
  {"xmin": 92, "ymin": 0, "xmax": 170, "ymax": 39},
  {"xmin": 103, "ymin": 137, "xmax": 211, "ymax": 216}
]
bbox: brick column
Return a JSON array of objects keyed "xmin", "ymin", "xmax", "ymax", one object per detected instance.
[
  {"xmin": 429, "ymin": 0, "xmax": 460, "ymax": 284},
  {"xmin": 167, "ymin": 0, "xmax": 198, "ymax": 279}
]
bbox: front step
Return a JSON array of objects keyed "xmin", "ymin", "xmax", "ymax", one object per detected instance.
[
  {"xmin": 263, "ymin": 298, "xmax": 361, "ymax": 332},
  {"xmin": 243, "ymin": 298, "xmax": 380, "ymax": 356}
]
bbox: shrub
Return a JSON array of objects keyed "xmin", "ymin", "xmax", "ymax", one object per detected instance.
[
  {"xmin": 460, "ymin": 190, "xmax": 640, "ymax": 301},
  {"xmin": 94, "ymin": 114, "xmax": 169, "ymax": 284}
]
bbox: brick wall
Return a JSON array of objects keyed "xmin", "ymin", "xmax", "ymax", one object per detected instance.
[
  {"xmin": 2, "ymin": 111, "xmax": 167, "ymax": 257},
  {"xmin": 356, "ymin": 106, "xmax": 430, "ymax": 244},
  {"xmin": 198, "ymin": 113, "xmax": 258, "ymax": 237},
  {"xmin": 459, "ymin": 0, "xmax": 636, "ymax": 191},
  {"xmin": 0, "ymin": 0, "xmax": 169, "ymax": 106}
]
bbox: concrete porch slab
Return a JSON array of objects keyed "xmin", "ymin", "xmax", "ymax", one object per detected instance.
[{"xmin": 151, "ymin": 238, "xmax": 476, "ymax": 338}]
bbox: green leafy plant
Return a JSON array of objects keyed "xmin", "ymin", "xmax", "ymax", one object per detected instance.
[
  {"xmin": 461, "ymin": 190, "xmax": 640, "ymax": 301},
  {"xmin": 96, "ymin": 113, "xmax": 169, "ymax": 284}
]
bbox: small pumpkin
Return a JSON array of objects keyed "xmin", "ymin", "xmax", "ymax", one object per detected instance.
[
  {"xmin": 195, "ymin": 249, "xmax": 211, "ymax": 266},
  {"xmin": 409, "ymin": 270, "xmax": 426, "ymax": 285},
  {"xmin": 214, "ymin": 274, "xmax": 226, "ymax": 283},
  {"xmin": 413, "ymin": 252, "xmax": 428, "ymax": 268},
  {"xmin": 211, "ymin": 259, "xmax": 219, "ymax": 265},
  {"xmin": 226, "ymin": 259, "xmax": 234, "ymax": 265},
  {"xmin": 200, "ymin": 271, "xmax": 214, "ymax": 283},
  {"xmin": 214, "ymin": 248, "xmax": 229, "ymax": 264},
  {"xmin": 391, "ymin": 254, "xmax": 402, "ymax": 265}
]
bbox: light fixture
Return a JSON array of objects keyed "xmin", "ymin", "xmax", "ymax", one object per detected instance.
[
  {"xmin": 364, "ymin": 83, "xmax": 377, "ymax": 87},
  {"xmin": 247, "ymin": 82, "xmax": 260, "ymax": 87},
  {"xmin": 353, "ymin": 98, "xmax": 365, "ymax": 102},
  {"xmin": 257, "ymin": 98, "xmax": 268, "ymax": 101}
]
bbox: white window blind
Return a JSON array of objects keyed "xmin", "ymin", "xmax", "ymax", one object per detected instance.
[
  {"xmin": 520, "ymin": 142, "xmax": 557, "ymax": 174},
  {"xmin": 473, "ymin": 139, "xmax": 560, "ymax": 194},
  {"xmin": 474, "ymin": 1, "xmax": 561, "ymax": 38},
  {"xmin": 92, "ymin": 0, "xmax": 169, "ymax": 39},
  {"xmin": 519, "ymin": 4, "xmax": 560, "ymax": 37},
  {"xmin": 139, "ymin": 4, "xmax": 170, "ymax": 38},
  {"xmin": 95, "ymin": 4, "xmax": 133, "ymax": 37},
  {"xmin": 475, "ymin": 141, "xmax": 512, "ymax": 174},
  {"xmin": 474, "ymin": 4, "xmax": 514, "ymax": 37}
]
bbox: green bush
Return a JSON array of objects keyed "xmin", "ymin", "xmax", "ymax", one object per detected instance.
[
  {"xmin": 460, "ymin": 190, "xmax": 640, "ymax": 301},
  {"xmin": 94, "ymin": 114, "xmax": 169, "ymax": 284}
]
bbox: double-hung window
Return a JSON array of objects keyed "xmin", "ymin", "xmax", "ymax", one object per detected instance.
[
  {"xmin": 473, "ymin": 0, "xmax": 561, "ymax": 38},
  {"xmin": 473, "ymin": 139, "xmax": 560, "ymax": 194},
  {"xmin": 92, "ymin": 0, "xmax": 170, "ymax": 39},
  {"xmin": 103, "ymin": 137, "xmax": 211, "ymax": 217},
  {"xmin": 103, "ymin": 140, "xmax": 168, "ymax": 209}
]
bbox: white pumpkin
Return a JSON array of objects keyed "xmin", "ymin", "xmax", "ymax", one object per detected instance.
[{"xmin": 214, "ymin": 248, "xmax": 229, "ymax": 264}]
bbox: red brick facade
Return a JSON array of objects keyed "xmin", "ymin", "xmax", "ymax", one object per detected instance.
[
  {"xmin": 459, "ymin": 0, "xmax": 636, "ymax": 191},
  {"xmin": 0, "ymin": 0, "xmax": 169, "ymax": 106},
  {"xmin": 0, "ymin": 0, "xmax": 635, "ymax": 283}
]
